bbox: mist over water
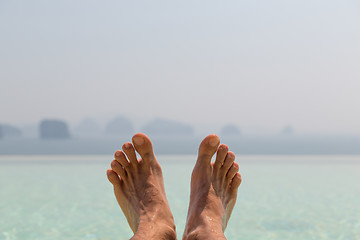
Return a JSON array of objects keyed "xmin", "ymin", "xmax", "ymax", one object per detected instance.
[
  {"xmin": 1, "ymin": 0, "xmax": 360, "ymax": 136},
  {"xmin": 1, "ymin": 135, "xmax": 360, "ymax": 155},
  {"xmin": 1, "ymin": 115, "xmax": 359, "ymax": 155}
]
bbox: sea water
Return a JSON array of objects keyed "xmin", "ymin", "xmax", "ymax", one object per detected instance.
[{"xmin": 0, "ymin": 155, "xmax": 359, "ymax": 240}]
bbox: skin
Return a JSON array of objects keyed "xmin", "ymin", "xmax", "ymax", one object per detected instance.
[
  {"xmin": 107, "ymin": 133, "xmax": 176, "ymax": 240},
  {"xmin": 183, "ymin": 134, "xmax": 242, "ymax": 240},
  {"xmin": 107, "ymin": 133, "xmax": 241, "ymax": 240}
]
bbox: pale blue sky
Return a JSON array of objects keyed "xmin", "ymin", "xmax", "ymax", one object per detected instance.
[{"xmin": 1, "ymin": 0, "xmax": 359, "ymax": 134}]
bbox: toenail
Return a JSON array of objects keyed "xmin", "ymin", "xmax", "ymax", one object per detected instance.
[
  {"xmin": 209, "ymin": 137, "xmax": 219, "ymax": 147},
  {"xmin": 133, "ymin": 136, "xmax": 144, "ymax": 145},
  {"xmin": 124, "ymin": 143, "xmax": 132, "ymax": 149},
  {"xmin": 115, "ymin": 151, "xmax": 121, "ymax": 157}
]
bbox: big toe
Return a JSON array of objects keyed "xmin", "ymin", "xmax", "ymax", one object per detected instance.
[
  {"xmin": 196, "ymin": 134, "xmax": 220, "ymax": 166},
  {"xmin": 132, "ymin": 133, "xmax": 156, "ymax": 164}
]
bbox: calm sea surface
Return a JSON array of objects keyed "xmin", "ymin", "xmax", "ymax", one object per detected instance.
[{"xmin": 0, "ymin": 155, "xmax": 359, "ymax": 240}]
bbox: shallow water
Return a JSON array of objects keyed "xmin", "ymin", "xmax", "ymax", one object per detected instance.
[{"xmin": 0, "ymin": 155, "xmax": 359, "ymax": 240}]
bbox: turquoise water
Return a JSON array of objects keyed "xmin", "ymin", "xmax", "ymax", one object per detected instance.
[{"xmin": 0, "ymin": 155, "xmax": 359, "ymax": 240}]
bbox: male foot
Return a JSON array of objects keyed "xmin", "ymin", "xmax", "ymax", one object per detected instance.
[
  {"xmin": 183, "ymin": 135, "xmax": 242, "ymax": 240},
  {"xmin": 107, "ymin": 133, "xmax": 176, "ymax": 240}
]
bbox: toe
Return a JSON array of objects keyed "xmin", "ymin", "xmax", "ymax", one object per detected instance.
[
  {"xmin": 107, "ymin": 169, "xmax": 121, "ymax": 186},
  {"xmin": 114, "ymin": 150, "xmax": 130, "ymax": 168},
  {"xmin": 197, "ymin": 134, "xmax": 220, "ymax": 166},
  {"xmin": 122, "ymin": 142, "xmax": 138, "ymax": 166},
  {"xmin": 111, "ymin": 160, "xmax": 127, "ymax": 181},
  {"xmin": 231, "ymin": 173, "xmax": 242, "ymax": 190},
  {"xmin": 221, "ymin": 151, "xmax": 235, "ymax": 173},
  {"xmin": 226, "ymin": 162, "xmax": 239, "ymax": 183},
  {"xmin": 213, "ymin": 144, "xmax": 228, "ymax": 169},
  {"xmin": 132, "ymin": 133, "xmax": 156, "ymax": 164}
]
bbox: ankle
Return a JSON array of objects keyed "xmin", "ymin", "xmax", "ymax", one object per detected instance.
[
  {"xmin": 133, "ymin": 222, "xmax": 177, "ymax": 240},
  {"xmin": 183, "ymin": 215, "xmax": 225, "ymax": 240},
  {"xmin": 184, "ymin": 225, "xmax": 226, "ymax": 240}
]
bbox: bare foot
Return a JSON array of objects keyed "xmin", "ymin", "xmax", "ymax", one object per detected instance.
[
  {"xmin": 183, "ymin": 135, "xmax": 242, "ymax": 240},
  {"xmin": 107, "ymin": 133, "xmax": 176, "ymax": 240}
]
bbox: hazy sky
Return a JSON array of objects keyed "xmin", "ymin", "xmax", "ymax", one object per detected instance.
[{"xmin": 1, "ymin": 0, "xmax": 359, "ymax": 134}]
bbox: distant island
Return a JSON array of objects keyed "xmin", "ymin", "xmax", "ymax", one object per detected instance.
[
  {"xmin": 39, "ymin": 120, "xmax": 70, "ymax": 139},
  {"xmin": 0, "ymin": 124, "xmax": 22, "ymax": 138},
  {"xmin": 221, "ymin": 124, "xmax": 241, "ymax": 136},
  {"xmin": 142, "ymin": 118, "xmax": 194, "ymax": 136},
  {"xmin": 104, "ymin": 116, "xmax": 134, "ymax": 135},
  {"xmin": 74, "ymin": 118, "xmax": 101, "ymax": 137},
  {"xmin": 281, "ymin": 125, "xmax": 294, "ymax": 135}
]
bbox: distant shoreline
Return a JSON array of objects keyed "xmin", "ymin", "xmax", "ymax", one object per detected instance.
[{"xmin": 0, "ymin": 136, "xmax": 359, "ymax": 155}]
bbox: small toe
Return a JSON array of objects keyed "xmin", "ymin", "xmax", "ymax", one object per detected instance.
[
  {"xmin": 122, "ymin": 142, "xmax": 138, "ymax": 166},
  {"xmin": 114, "ymin": 150, "xmax": 130, "ymax": 168},
  {"xmin": 111, "ymin": 160, "xmax": 127, "ymax": 181},
  {"xmin": 197, "ymin": 134, "xmax": 220, "ymax": 166},
  {"xmin": 221, "ymin": 152, "xmax": 235, "ymax": 173},
  {"xmin": 132, "ymin": 133, "xmax": 156, "ymax": 164},
  {"xmin": 213, "ymin": 144, "xmax": 228, "ymax": 169},
  {"xmin": 231, "ymin": 173, "xmax": 242, "ymax": 189},
  {"xmin": 226, "ymin": 162, "xmax": 239, "ymax": 183},
  {"xmin": 107, "ymin": 169, "xmax": 121, "ymax": 186}
]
